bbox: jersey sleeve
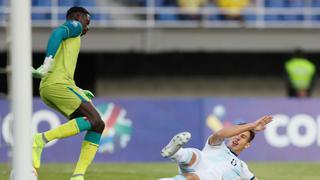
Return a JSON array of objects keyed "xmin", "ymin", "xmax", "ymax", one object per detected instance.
[
  {"xmin": 45, "ymin": 20, "xmax": 82, "ymax": 58},
  {"xmin": 207, "ymin": 135, "xmax": 224, "ymax": 146},
  {"xmin": 202, "ymin": 135, "xmax": 227, "ymax": 153},
  {"xmin": 241, "ymin": 162, "xmax": 255, "ymax": 180},
  {"xmin": 62, "ymin": 20, "xmax": 83, "ymax": 37}
]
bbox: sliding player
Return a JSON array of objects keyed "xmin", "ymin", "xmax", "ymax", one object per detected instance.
[{"xmin": 160, "ymin": 115, "xmax": 273, "ymax": 180}]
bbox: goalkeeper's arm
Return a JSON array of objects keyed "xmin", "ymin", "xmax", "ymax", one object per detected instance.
[{"xmin": 32, "ymin": 21, "xmax": 83, "ymax": 78}]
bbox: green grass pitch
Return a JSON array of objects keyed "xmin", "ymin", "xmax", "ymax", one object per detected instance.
[{"xmin": 1, "ymin": 162, "xmax": 320, "ymax": 179}]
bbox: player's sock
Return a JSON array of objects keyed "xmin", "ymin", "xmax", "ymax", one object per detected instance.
[
  {"xmin": 44, "ymin": 117, "xmax": 91, "ymax": 142},
  {"xmin": 72, "ymin": 131, "xmax": 101, "ymax": 177},
  {"xmin": 170, "ymin": 148, "xmax": 193, "ymax": 164}
]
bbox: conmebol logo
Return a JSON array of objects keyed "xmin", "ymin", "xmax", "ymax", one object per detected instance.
[
  {"xmin": 96, "ymin": 103, "xmax": 132, "ymax": 154},
  {"xmin": 206, "ymin": 105, "xmax": 233, "ymax": 132}
]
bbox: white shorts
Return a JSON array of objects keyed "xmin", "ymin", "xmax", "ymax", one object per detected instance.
[{"xmin": 177, "ymin": 148, "xmax": 222, "ymax": 180}]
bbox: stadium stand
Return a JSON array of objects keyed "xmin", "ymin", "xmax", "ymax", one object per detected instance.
[
  {"xmin": 312, "ymin": 0, "xmax": 320, "ymax": 20},
  {"xmin": 2, "ymin": 0, "xmax": 320, "ymax": 27},
  {"xmin": 264, "ymin": 0, "xmax": 285, "ymax": 21},
  {"xmin": 0, "ymin": 0, "xmax": 7, "ymax": 24},
  {"xmin": 77, "ymin": 0, "xmax": 105, "ymax": 20},
  {"xmin": 156, "ymin": 0, "xmax": 179, "ymax": 21},
  {"xmin": 32, "ymin": 0, "xmax": 51, "ymax": 20},
  {"xmin": 283, "ymin": 0, "xmax": 304, "ymax": 21},
  {"xmin": 30, "ymin": 0, "xmax": 107, "ymax": 22}
]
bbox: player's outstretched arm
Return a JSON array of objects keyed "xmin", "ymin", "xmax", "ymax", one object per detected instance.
[{"xmin": 209, "ymin": 115, "xmax": 273, "ymax": 145}]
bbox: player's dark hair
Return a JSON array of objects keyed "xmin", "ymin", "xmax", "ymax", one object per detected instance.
[
  {"xmin": 66, "ymin": 6, "xmax": 90, "ymax": 19},
  {"xmin": 237, "ymin": 123, "xmax": 255, "ymax": 142}
]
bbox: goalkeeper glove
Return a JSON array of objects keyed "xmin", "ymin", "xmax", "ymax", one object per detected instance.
[
  {"xmin": 32, "ymin": 56, "xmax": 54, "ymax": 79},
  {"xmin": 81, "ymin": 89, "xmax": 95, "ymax": 100}
]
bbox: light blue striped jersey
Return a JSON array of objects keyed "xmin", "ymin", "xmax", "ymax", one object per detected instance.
[{"xmin": 201, "ymin": 139, "xmax": 255, "ymax": 180}]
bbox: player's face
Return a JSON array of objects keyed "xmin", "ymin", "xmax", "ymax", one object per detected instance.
[
  {"xmin": 228, "ymin": 131, "xmax": 251, "ymax": 154},
  {"xmin": 78, "ymin": 14, "xmax": 90, "ymax": 36}
]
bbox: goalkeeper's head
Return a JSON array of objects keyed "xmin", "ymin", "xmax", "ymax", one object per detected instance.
[{"xmin": 66, "ymin": 6, "xmax": 90, "ymax": 36}]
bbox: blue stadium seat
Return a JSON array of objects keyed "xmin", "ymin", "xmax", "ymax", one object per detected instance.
[
  {"xmin": 264, "ymin": 0, "xmax": 285, "ymax": 21},
  {"xmin": 207, "ymin": 3, "xmax": 220, "ymax": 21},
  {"xmin": 155, "ymin": 0, "xmax": 166, "ymax": 7},
  {"xmin": 58, "ymin": 0, "xmax": 76, "ymax": 20},
  {"xmin": 32, "ymin": 0, "xmax": 51, "ymax": 20},
  {"xmin": 156, "ymin": 0, "xmax": 178, "ymax": 21},
  {"xmin": 244, "ymin": 14, "xmax": 257, "ymax": 22},
  {"xmin": 57, "ymin": 0, "xmax": 109, "ymax": 21},
  {"xmin": 77, "ymin": 0, "xmax": 95, "ymax": 6},
  {"xmin": 124, "ymin": 0, "xmax": 146, "ymax": 6},
  {"xmin": 0, "ymin": 0, "xmax": 5, "ymax": 24},
  {"xmin": 283, "ymin": 0, "xmax": 304, "ymax": 21},
  {"xmin": 78, "ymin": 0, "xmax": 108, "ymax": 20},
  {"xmin": 312, "ymin": 0, "xmax": 320, "ymax": 21},
  {"xmin": 265, "ymin": 0, "xmax": 286, "ymax": 7},
  {"xmin": 157, "ymin": 14, "xmax": 178, "ymax": 21},
  {"xmin": 36, "ymin": 0, "xmax": 51, "ymax": 6},
  {"xmin": 312, "ymin": 0, "xmax": 320, "ymax": 7},
  {"xmin": 58, "ymin": 0, "xmax": 76, "ymax": 6},
  {"xmin": 130, "ymin": 0, "xmax": 168, "ymax": 6}
]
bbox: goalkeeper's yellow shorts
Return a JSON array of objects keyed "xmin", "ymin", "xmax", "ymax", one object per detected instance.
[{"xmin": 40, "ymin": 83, "xmax": 90, "ymax": 118}]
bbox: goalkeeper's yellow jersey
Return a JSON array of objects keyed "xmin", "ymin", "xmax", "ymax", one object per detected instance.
[
  {"xmin": 40, "ymin": 36, "xmax": 81, "ymax": 88},
  {"xmin": 40, "ymin": 20, "xmax": 82, "ymax": 88}
]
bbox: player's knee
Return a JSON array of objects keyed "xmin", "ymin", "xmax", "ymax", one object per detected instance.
[
  {"xmin": 183, "ymin": 173, "xmax": 200, "ymax": 180},
  {"xmin": 97, "ymin": 120, "xmax": 105, "ymax": 132},
  {"xmin": 187, "ymin": 148, "xmax": 200, "ymax": 167},
  {"xmin": 91, "ymin": 119, "xmax": 105, "ymax": 133}
]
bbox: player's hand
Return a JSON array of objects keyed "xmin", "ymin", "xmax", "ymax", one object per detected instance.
[
  {"xmin": 253, "ymin": 115, "xmax": 273, "ymax": 132},
  {"xmin": 81, "ymin": 89, "xmax": 95, "ymax": 99},
  {"xmin": 32, "ymin": 66, "xmax": 44, "ymax": 79},
  {"xmin": 32, "ymin": 56, "xmax": 54, "ymax": 79}
]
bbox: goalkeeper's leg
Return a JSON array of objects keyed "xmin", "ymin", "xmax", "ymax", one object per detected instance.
[
  {"xmin": 32, "ymin": 117, "xmax": 92, "ymax": 169},
  {"xmin": 70, "ymin": 102, "xmax": 105, "ymax": 180},
  {"xmin": 34, "ymin": 84, "xmax": 105, "ymax": 179}
]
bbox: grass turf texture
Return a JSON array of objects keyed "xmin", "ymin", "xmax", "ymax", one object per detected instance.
[{"xmin": 1, "ymin": 162, "xmax": 320, "ymax": 180}]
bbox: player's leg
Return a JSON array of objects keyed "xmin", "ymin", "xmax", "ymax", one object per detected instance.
[
  {"xmin": 158, "ymin": 175, "xmax": 187, "ymax": 180},
  {"xmin": 161, "ymin": 132, "xmax": 191, "ymax": 158},
  {"xmin": 161, "ymin": 132, "xmax": 202, "ymax": 180},
  {"xmin": 33, "ymin": 84, "xmax": 95, "ymax": 169},
  {"xmin": 33, "ymin": 115, "xmax": 92, "ymax": 169},
  {"xmin": 32, "ymin": 117, "xmax": 89, "ymax": 168},
  {"xmin": 159, "ymin": 173, "xmax": 200, "ymax": 180},
  {"xmin": 161, "ymin": 132, "xmax": 198, "ymax": 166},
  {"xmin": 159, "ymin": 149, "xmax": 201, "ymax": 180},
  {"xmin": 69, "ymin": 101, "xmax": 105, "ymax": 179}
]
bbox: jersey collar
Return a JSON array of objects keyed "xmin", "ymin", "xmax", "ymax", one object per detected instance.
[{"xmin": 227, "ymin": 147, "xmax": 238, "ymax": 157}]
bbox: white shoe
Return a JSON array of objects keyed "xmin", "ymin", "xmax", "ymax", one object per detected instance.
[{"xmin": 161, "ymin": 132, "xmax": 191, "ymax": 158}]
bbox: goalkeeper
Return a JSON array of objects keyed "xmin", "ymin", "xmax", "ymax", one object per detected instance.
[{"xmin": 32, "ymin": 6, "xmax": 105, "ymax": 180}]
